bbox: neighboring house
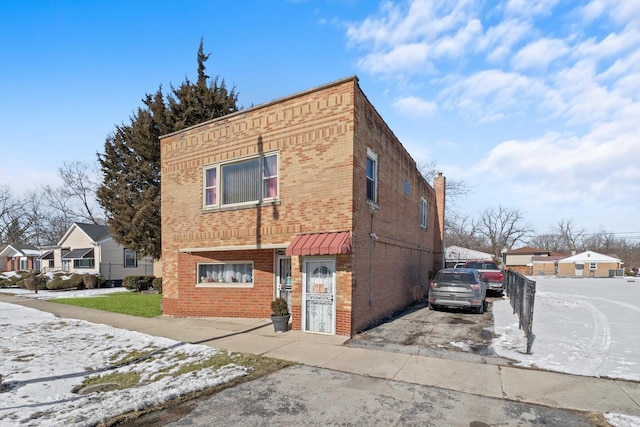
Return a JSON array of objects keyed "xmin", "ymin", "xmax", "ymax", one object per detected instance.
[
  {"xmin": 160, "ymin": 76, "xmax": 446, "ymax": 336},
  {"xmin": 558, "ymin": 250, "xmax": 623, "ymax": 278},
  {"xmin": 41, "ymin": 223, "xmax": 154, "ymax": 285},
  {"xmin": 0, "ymin": 244, "xmax": 41, "ymax": 271},
  {"xmin": 530, "ymin": 254, "xmax": 567, "ymax": 276},
  {"xmin": 504, "ymin": 246, "xmax": 558, "ymax": 275},
  {"xmin": 445, "ymin": 246, "xmax": 492, "ymax": 268}
]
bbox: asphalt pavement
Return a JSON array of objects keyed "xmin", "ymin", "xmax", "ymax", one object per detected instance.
[{"xmin": 1, "ymin": 293, "xmax": 639, "ymax": 426}]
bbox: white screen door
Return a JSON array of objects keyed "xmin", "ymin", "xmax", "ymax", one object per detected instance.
[{"xmin": 303, "ymin": 258, "xmax": 336, "ymax": 334}]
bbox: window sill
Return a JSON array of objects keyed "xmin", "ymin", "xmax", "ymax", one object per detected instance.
[
  {"xmin": 196, "ymin": 282, "xmax": 254, "ymax": 288},
  {"xmin": 202, "ymin": 199, "xmax": 281, "ymax": 214}
]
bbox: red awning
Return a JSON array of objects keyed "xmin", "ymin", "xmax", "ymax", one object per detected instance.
[{"xmin": 286, "ymin": 232, "xmax": 352, "ymax": 256}]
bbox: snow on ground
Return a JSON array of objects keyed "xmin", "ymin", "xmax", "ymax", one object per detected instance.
[
  {"xmin": 0, "ymin": 291, "xmax": 250, "ymax": 427},
  {"xmin": 491, "ymin": 275, "xmax": 640, "ymax": 427},
  {"xmin": 1, "ymin": 278, "xmax": 639, "ymax": 426}
]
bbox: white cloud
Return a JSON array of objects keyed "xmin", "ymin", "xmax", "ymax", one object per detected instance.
[
  {"xmin": 356, "ymin": 42, "xmax": 431, "ymax": 74},
  {"xmin": 504, "ymin": 0, "xmax": 560, "ymax": 19},
  {"xmin": 477, "ymin": 19, "xmax": 532, "ymax": 63},
  {"xmin": 392, "ymin": 95, "xmax": 438, "ymax": 117},
  {"xmin": 432, "ymin": 19, "xmax": 483, "ymax": 59},
  {"xmin": 440, "ymin": 69, "xmax": 545, "ymax": 122},
  {"xmin": 511, "ymin": 38, "xmax": 569, "ymax": 71}
]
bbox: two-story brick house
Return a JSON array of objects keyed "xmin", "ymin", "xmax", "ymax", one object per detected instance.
[{"xmin": 160, "ymin": 76, "xmax": 446, "ymax": 336}]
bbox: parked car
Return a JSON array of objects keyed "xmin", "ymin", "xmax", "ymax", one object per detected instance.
[
  {"xmin": 428, "ymin": 268, "xmax": 487, "ymax": 314},
  {"xmin": 463, "ymin": 260, "xmax": 504, "ymax": 295}
]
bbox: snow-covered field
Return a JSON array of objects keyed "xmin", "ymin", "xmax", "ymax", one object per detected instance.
[
  {"xmin": 492, "ymin": 276, "xmax": 640, "ymax": 427},
  {"xmin": 0, "ymin": 291, "xmax": 250, "ymax": 427},
  {"xmin": 492, "ymin": 276, "xmax": 640, "ymax": 381}
]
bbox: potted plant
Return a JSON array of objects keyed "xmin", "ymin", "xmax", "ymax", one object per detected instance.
[{"xmin": 270, "ymin": 297, "xmax": 290, "ymax": 333}]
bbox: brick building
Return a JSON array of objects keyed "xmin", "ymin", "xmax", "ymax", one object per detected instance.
[{"xmin": 160, "ymin": 76, "xmax": 446, "ymax": 336}]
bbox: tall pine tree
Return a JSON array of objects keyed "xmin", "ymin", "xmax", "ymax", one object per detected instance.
[{"xmin": 97, "ymin": 40, "xmax": 239, "ymax": 259}]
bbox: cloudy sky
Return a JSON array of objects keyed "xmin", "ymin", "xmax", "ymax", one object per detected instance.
[{"xmin": 1, "ymin": 0, "xmax": 638, "ymax": 236}]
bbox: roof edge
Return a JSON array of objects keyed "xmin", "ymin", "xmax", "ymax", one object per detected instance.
[{"xmin": 160, "ymin": 75, "xmax": 359, "ymax": 140}]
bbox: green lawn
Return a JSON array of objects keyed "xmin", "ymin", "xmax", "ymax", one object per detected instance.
[{"xmin": 52, "ymin": 292, "xmax": 163, "ymax": 317}]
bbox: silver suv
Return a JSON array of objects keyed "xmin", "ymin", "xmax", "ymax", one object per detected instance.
[{"xmin": 428, "ymin": 268, "xmax": 487, "ymax": 314}]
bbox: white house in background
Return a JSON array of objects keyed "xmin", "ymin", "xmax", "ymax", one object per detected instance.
[
  {"xmin": 558, "ymin": 250, "xmax": 623, "ymax": 278},
  {"xmin": 39, "ymin": 223, "xmax": 155, "ymax": 285},
  {"xmin": 445, "ymin": 245, "xmax": 493, "ymax": 268}
]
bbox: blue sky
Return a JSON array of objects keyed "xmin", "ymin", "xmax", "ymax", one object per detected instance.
[{"xmin": 1, "ymin": 0, "xmax": 639, "ymax": 237}]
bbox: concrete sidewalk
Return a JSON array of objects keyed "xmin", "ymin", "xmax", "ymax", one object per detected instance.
[{"xmin": 2, "ymin": 294, "xmax": 639, "ymax": 417}]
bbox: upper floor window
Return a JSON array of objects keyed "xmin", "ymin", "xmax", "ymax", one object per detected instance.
[
  {"xmin": 204, "ymin": 153, "xmax": 278, "ymax": 208},
  {"xmin": 124, "ymin": 249, "xmax": 137, "ymax": 268},
  {"xmin": 366, "ymin": 149, "xmax": 378, "ymax": 203},
  {"xmin": 420, "ymin": 197, "xmax": 428, "ymax": 229}
]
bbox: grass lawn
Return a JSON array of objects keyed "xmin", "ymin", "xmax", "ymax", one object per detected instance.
[{"xmin": 52, "ymin": 292, "xmax": 162, "ymax": 317}]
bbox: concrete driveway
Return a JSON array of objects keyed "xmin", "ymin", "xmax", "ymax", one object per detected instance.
[
  {"xmin": 126, "ymin": 365, "xmax": 603, "ymax": 426},
  {"xmin": 122, "ymin": 299, "xmax": 608, "ymax": 426},
  {"xmin": 347, "ymin": 298, "xmax": 514, "ymax": 366}
]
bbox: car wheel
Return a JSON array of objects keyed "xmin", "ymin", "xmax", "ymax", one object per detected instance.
[
  {"xmin": 475, "ymin": 302, "xmax": 485, "ymax": 314},
  {"xmin": 428, "ymin": 302, "xmax": 437, "ymax": 311}
]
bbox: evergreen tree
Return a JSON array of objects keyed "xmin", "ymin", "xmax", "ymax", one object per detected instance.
[{"xmin": 97, "ymin": 40, "xmax": 238, "ymax": 259}]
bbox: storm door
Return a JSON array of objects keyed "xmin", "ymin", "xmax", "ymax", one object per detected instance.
[
  {"xmin": 302, "ymin": 258, "xmax": 336, "ymax": 334},
  {"xmin": 276, "ymin": 255, "xmax": 292, "ymax": 310}
]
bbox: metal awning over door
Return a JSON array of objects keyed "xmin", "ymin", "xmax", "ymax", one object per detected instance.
[{"xmin": 286, "ymin": 232, "xmax": 352, "ymax": 256}]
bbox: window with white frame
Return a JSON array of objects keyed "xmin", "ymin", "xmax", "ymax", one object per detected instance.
[
  {"xmin": 74, "ymin": 258, "xmax": 94, "ymax": 269},
  {"xmin": 420, "ymin": 197, "xmax": 428, "ymax": 229},
  {"xmin": 197, "ymin": 262, "xmax": 253, "ymax": 285},
  {"xmin": 203, "ymin": 153, "xmax": 278, "ymax": 208},
  {"xmin": 589, "ymin": 262, "xmax": 597, "ymax": 270},
  {"xmin": 366, "ymin": 149, "xmax": 378, "ymax": 203},
  {"xmin": 124, "ymin": 249, "xmax": 137, "ymax": 267}
]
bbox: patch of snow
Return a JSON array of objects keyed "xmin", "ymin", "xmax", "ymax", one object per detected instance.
[
  {"xmin": 0, "ymin": 301, "xmax": 249, "ymax": 426},
  {"xmin": 492, "ymin": 276, "xmax": 640, "ymax": 426}
]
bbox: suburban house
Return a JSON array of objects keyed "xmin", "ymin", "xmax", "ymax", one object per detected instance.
[
  {"xmin": 445, "ymin": 246, "xmax": 492, "ymax": 268},
  {"xmin": 160, "ymin": 76, "xmax": 446, "ymax": 336},
  {"xmin": 530, "ymin": 254, "xmax": 567, "ymax": 276},
  {"xmin": 558, "ymin": 250, "xmax": 623, "ymax": 278},
  {"xmin": 504, "ymin": 246, "xmax": 561, "ymax": 275},
  {"xmin": 1, "ymin": 244, "xmax": 40, "ymax": 272},
  {"xmin": 39, "ymin": 222, "xmax": 155, "ymax": 285}
]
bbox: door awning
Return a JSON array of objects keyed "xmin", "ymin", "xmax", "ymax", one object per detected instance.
[
  {"xmin": 62, "ymin": 248, "xmax": 94, "ymax": 259},
  {"xmin": 286, "ymin": 231, "xmax": 352, "ymax": 256}
]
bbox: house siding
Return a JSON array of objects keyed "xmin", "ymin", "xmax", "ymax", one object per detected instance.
[{"xmin": 161, "ymin": 77, "xmax": 444, "ymax": 336}]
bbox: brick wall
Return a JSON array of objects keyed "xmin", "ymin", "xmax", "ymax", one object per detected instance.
[
  {"xmin": 161, "ymin": 77, "xmax": 357, "ymax": 321},
  {"xmin": 161, "ymin": 76, "xmax": 444, "ymax": 336}
]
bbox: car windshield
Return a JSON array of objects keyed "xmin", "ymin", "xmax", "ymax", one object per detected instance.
[
  {"xmin": 435, "ymin": 272, "xmax": 475, "ymax": 284},
  {"xmin": 466, "ymin": 262, "xmax": 497, "ymax": 269}
]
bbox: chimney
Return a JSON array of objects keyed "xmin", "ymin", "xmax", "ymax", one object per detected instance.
[{"xmin": 433, "ymin": 172, "xmax": 446, "ymax": 270}]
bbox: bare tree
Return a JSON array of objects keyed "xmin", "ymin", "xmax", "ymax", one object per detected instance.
[
  {"xmin": 555, "ymin": 219, "xmax": 585, "ymax": 252},
  {"xmin": 526, "ymin": 232, "xmax": 564, "ymax": 252},
  {"xmin": 478, "ymin": 205, "xmax": 533, "ymax": 259},
  {"xmin": 444, "ymin": 211, "xmax": 487, "ymax": 249},
  {"xmin": 0, "ymin": 186, "xmax": 33, "ymax": 244},
  {"xmin": 42, "ymin": 161, "xmax": 105, "ymax": 229},
  {"xmin": 418, "ymin": 160, "xmax": 470, "ymax": 201}
]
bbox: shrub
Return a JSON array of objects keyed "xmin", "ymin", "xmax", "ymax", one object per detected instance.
[
  {"xmin": 83, "ymin": 274, "xmax": 97, "ymax": 289},
  {"xmin": 46, "ymin": 273, "xmax": 85, "ymax": 290},
  {"xmin": 152, "ymin": 277, "xmax": 162, "ymax": 293},
  {"xmin": 124, "ymin": 275, "xmax": 155, "ymax": 291},
  {"xmin": 25, "ymin": 274, "xmax": 46, "ymax": 292},
  {"xmin": 270, "ymin": 297, "xmax": 289, "ymax": 316}
]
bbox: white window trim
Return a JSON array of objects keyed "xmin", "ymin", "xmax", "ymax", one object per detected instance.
[
  {"xmin": 366, "ymin": 148, "xmax": 378, "ymax": 204},
  {"xmin": 589, "ymin": 262, "xmax": 597, "ymax": 270},
  {"xmin": 203, "ymin": 152, "xmax": 279, "ymax": 209},
  {"xmin": 196, "ymin": 261, "xmax": 254, "ymax": 288},
  {"xmin": 420, "ymin": 197, "xmax": 428, "ymax": 229}
]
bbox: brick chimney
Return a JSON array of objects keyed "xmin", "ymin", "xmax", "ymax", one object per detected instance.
[{"xmin": 433, "ymin": 172, "xmax": 446, "ymax": 271}]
